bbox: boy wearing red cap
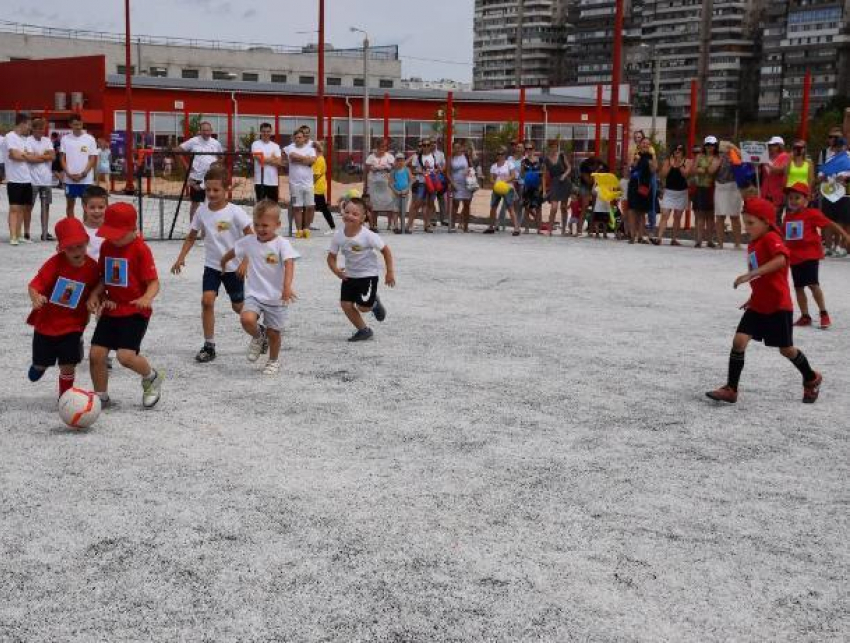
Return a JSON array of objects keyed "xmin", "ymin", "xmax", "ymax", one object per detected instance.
[
  {"xmin": 86, "ymin": 203, "xmax": 163, "ymax": 408},
  {"xmin": 707, "ymin": 197, "xmax": 823, "ymax": 404},
  {"xmin": 27, "ymin": 218, "xmax": 100, "ymax": 397},
  {"xmin": 782, "ymin": 182, "xmax": 850, "ymax": 329}
]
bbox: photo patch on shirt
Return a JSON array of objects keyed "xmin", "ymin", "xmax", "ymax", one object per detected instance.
[
  {"xmin": 104, "ymin": 257, "xmax": 129, "ymax": 287},
  {"xmin": 49, "ymin": 278, "xmax": 85, "ymax": 309},
  {"xmin": 785, "ymin": 221, "xmax": 804, "ymax": 241},
  {"xmin": 348, "ymin": 244, "xmax": 364, "ymax": 253},
  {"xmin": 264, "ymin": 252, "xmax": 279, "ymax": 265},
  {"xmin": 748, "ymin": 251, "xmax": 759, "ymax": 272}
]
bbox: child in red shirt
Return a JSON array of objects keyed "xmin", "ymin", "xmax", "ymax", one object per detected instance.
[
  {"xmin": 707, "ymin": 197, "xmax": 822, "ymax": 404},
  {"xmin": 27, "ymin": 218, "xmax": 100, "ymax": 398},
  {"xmin": 86, "ymin": 203, "xmax": 164, "ymax": 408},
  {"xmin": 782, "ymin": 182, "xmax": 850, "ymax": 329}
]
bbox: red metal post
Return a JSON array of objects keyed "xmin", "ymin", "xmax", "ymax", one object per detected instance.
[
  {"xmin": 144, "ymin": 109, "xmax": 152, "ymax": 195},
  {"xmin": 383, "ymin": 92, "xmax": 390, "ymax": 142},
  {"xmin": 124, "ymin": 0, "xmax": 135, "ymax": 193},
  {"xmin": 687, "ymin": 79, "xmax": 698, "ymax": 158},
  {"xmin": 607, "ymin": 0, "xmax": 624, "ymax": 171},
  {"xmin": 594, "ymin": 84, "xmax": 603, "ymax": 157},
  {"xmin": 798, "ymin": 70, "xmax": 812, "ymax": 142},
  {"xmin": 226, "ymin": 100, "xmax": 234, "ymax": 199},
  {"xmin": 274, "ymin": 97, "xmax": 280, "ymax": 140},
  {"xmin": 183, "ymin": 106, "xmax": 190, "ymax": 140},
  {"xmin": 317, "ymin": 0, "xmax": 325, "ymax": 139},
  {"xmin": 446, "ymin": 91, "xmax": 454, "ymax": 155},
  {"xmin": 518, "ymin": 86, "xmax": 526, "ymax": 142}
]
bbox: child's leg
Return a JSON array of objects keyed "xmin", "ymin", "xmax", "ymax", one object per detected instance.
[
  {"xmin": 90, "ymin": 345, "xmax": 110, "ymax": 395},
  {"xmin": 341, "ymin": 301, "xmax": 367, "ymax": 330},
  {"xmin": 779, "ymin": 345, "xmax": 817, "ymax": 382},
  {"xmin": 240, "ymin": 310, "xmax": 261, "ymax": 337},
  {"xmin": 266, "ymin": 329, "xmax": 281, "ymax": 360},
  {"xmin": 726, "ymin": 332, "xmax": 751, "ymax": 390},
  {"xmin": 58, "ymin": 364, "xmax": 76, "ymax": 397},
  {"xmin": 809, "ymin": 285, "xmax": 827, "ymax": 313},
  {"xmin": 201, "ymin": 291, "xmax": 217, "ymax": 343},
  {"xmin": 116, "ymin": 349, "xmax": 153, "ymax": 378},
  {"xmin": 794, "ymin": 287, "xmax": 810, "ymax": 317}
]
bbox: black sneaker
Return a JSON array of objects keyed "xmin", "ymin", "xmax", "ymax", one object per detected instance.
[
  {"xmin": 195, "ymin": 343, "xmax": 216, "ymax": 363},
  {"xmin": 348, "ymin": 327, "xmax": 374, "ymax": 342},
  {"xmin": 372, "ymin": 296, "xmax": 386, "ymax": 322}
]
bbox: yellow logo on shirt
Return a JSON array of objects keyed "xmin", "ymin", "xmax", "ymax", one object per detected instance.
[
  {"xmin": 264, "ymin": 252, "xmax": 279, "ymax": 265},
  {"xmin": 349, "ymin": 244, "xmax": 363, "ymax": 253},
  {"xmin": 81, "ymin": 146, "xmax": 89, "ymax": 153},
  {"xmin": 216, "ymin": 220, "xmax": 231, "ymax": 232}
]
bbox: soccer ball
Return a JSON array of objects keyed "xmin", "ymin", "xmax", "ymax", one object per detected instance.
[{"xmin": 58, "ymin": 388, "xmax": 102, "ymax": 429}]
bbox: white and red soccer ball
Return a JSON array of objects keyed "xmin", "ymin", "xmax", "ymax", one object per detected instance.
[{"xmin": 58, "ymin": 388, "xmax": 101, "ymax": 429}]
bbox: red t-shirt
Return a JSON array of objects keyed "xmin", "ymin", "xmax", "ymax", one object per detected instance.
[
  {"xmin": 99, "ymin": 235, "xmax": 158, "ymax": 319},
  {"xmin": 570, "ymin": 199, "xmax": 582, "ymax": 217},
  {"xmin": 27, "ymin": 253, "xmax": 100, "ymax": 336},
  {"xmin": 746, "ymin": 230, "xmax": 793, "ymax": 314},
  {"xmin": 760, "ymin": 152, "xmax": 790, "ymax": 206},
  {"xmin": 782, "ymin": 207, "xmax": 832, "ymax": 265}
]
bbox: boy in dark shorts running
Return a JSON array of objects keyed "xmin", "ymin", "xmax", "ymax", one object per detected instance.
[
  {"xmin": 706, "ymin": 197, "xmax": 822, "ymax": 404},
  {"xmin": 327, "ymin": 198, "xmax": 395, "ymax": 342}
]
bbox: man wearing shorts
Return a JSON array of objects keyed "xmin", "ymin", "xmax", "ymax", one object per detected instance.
[
  {"xmin": 60, "ymin": 114, "xmax": 97, "ymax": 218},
  {"xmin": 284, "ymin": 129, "xmax": 316, "ymax": 238},
  {"xmin": 179, "ymin": 121, "xmax": 224, "ymax": 222},
  {"xmin": 5, "ymin": 113, "xmax": 34, "ymax": 245},
  {"xmin": 251, "ymin": 123, "xmax": 282, "ymax": 203},
  {"xmin": 27, "ymin": 117, "xmax": 56, "ymax": 241}
]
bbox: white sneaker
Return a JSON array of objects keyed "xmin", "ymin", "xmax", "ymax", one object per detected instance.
[
  {"xmin": 9, "ymin": 238, "xmax": 19, "ymax": 246},
  {"xmin": 247, "ymin": 330, "xmax": 266, "ymax": 362},
  {"xmin": 141, "ymin": 369, "xmax": 164, "ymax": 408},
  {"xmin": 262, "ymin": 359, "xmax": 280, "ymax": 375}
]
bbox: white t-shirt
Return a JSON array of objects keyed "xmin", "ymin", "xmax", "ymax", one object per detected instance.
[
  {"xmin": 4, "ymin": 131, "xmax": 31, "ymax": 184},
  {"xmin": 251, "ymin": 140, "xmax": 282, "ymax": 186},
  {"xmin": 328, "ymin": 227, "xmax": 386, "ymax": 279},
  {"xmin": 189, "ymin": 202, "xmax": 252, "ymax": 271},
  {"xmin": 490, "ymin": 161, "xmax": 513, "ymax": 183},
  {"xmin": 26, "ymin": 136, "xmax": 54, "ymax": 186},
  {"xmin": 60, "ymin": 132, "xmax": 97, "ymax": 185},
  {"xmin": 433, "ymin": 149, "xmax": 446, "ymax": 171},
  {"xmin": 179, "ymin": 135, "xmax": 224, "ymax": 183},
  {"xmin": 284, "ymin": 143, "xmax": 317, "ymax": 189},
  {"xmin": 233, "ymin": 235, "xmax": 300, "ymax": 304},
  {"xmin": 85, "ymin": 223, "xmax": 104, "ymax": 262},
  {"xmin": 411, "ymin": 153, "xmax": 436, "ymax": 178},
  {"xmin": 0, "ymin": 135, "xmax": 6, "ymax": 165}
]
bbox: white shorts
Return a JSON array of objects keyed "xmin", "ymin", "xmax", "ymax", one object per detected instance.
[
  {"xmin": 242, "ymin": 296, "xmax": 289, "ymax": 331},
  {"xmin": 714, "ymin": 182, "xmax": 743, "ymax": 217},
  {"xmin": 659, "ymin": 188, "xmax": 688, "ymax": 211},
  {"xmin": 291, "ymin": 186, "xmax": 315, "ymax": 208}
]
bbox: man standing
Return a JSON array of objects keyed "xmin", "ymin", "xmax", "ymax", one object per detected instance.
[
  {"xmin": 5, "ymin": 113, "xmax": 34, "ymax": 244},
  {"xmin": 284, "ymin": 128, "xmax": 317, "ymax": 238},
  {"xmin": 26, "ymin": 117, "xmax": 56, "ymax": 240},
  {"xmin": 251, "ymin": 122, "xmax": 282, "ymax": 203},
  {"xmin": 60, "ymin": 114, "xmax": 98, "ymax": 218},
  {"xmin": 179, "ymin": 121, "xmax": 224, "ymax": 223}
]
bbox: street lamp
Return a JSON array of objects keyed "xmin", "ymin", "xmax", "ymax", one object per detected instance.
[{"xmin": 350, "ymin": 26, "xmax": 370, "ymax": 162}]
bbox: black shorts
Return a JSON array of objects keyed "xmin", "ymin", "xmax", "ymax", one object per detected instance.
[
  {"xmin": 737, "ymin": 309, "xmax": 793, "ymax": 348},
  {"xmin": 189, "ymin": 186, "xmax": 206, "ymax": 203},
  {"xmin": 254, "ymin": 184, "xmax": 279, "ymax": 203},
  {"xmin": 692, "ymin": 186, "xmax": 713, "ymax": 212},
  {"xmin": 341, "ymin": 276, "xmax": 379, "ymax": 307},
  {"xmin": 91, "ymin": 314, "xmax": 149, "ymax": 353},
  {"xmin": 32, "ymin": 331, "xmax": 83, "ymax": 368},
  {"xmin": 7, "ymin": 182, "xmax": 33, "ymax": 206},
  {"xmin": 202, "ymin": 266, "xmax": 245, "ymax": 303},
  {"xmin": 791, "ymin": 260, "xmax": 819, "ymax": 288}
]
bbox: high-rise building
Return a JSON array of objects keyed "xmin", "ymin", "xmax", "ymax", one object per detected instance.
[{"xmin": 473, "ymin": 0, "xmax": 566, "ymax": 90}]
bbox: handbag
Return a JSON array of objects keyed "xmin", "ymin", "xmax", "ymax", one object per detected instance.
[{"xmin": 637, "ymin": 184, "xmax": 651, "ymax": 198}]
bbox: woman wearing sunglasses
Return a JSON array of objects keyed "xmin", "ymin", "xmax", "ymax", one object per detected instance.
[{"xmin": 652, "ymin": 144, "xmax": 691, "ymax": 245}]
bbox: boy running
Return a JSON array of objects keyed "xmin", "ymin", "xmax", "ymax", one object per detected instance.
[
  {"xmin": 27, "ymin": 218, "xmax": 100, "ymax": 398},
  {"xmin": 87, "ymin": 203, "xmax": 163, "ymax": 408},
  {"xmin": 171, "ymin": 164, "xmax": 252, "ymax": 362},
  {"xmin": 60, "ymin": 114, "xmax": 98, "ymax": 218},
  {"xmin": 782, "ymin": 182, "xmax": 850, "ymax": 329},
  {"xmin": 220, "ymin": 200, "xmax": 298, "ymax": 375},
  {"xmin": 327, "ymin": 197, "xmax": 396, "ymax": 342},
  {"xmin": 706, "ymin": 197, "xmax": 822, "ymax": 404}
]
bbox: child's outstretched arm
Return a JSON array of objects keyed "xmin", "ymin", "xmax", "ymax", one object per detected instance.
[
  {"xmin": 380, "ymin": 246, "xmax": 396, "ymax": 287},
  {"xmin": 87, "ymin": 282, "xmax": 108, "ymax": 313},
  {"xmin": 327, "ymin": 252, "xmax": 346, "ymax": 280},
  {"xmin": 171, "ymin": 229, "xmax": 199, "ymax": 274},
  {"xmin": 734, "ymin": 254, "xmax": 787, "ymax": 288},
  {"xmin": 282, "ymin": 258, "xmax": 297, "ymax": 303},
  {"xmin": 28, "ymin": 286, "xmax": 47, "ymax": 310}
]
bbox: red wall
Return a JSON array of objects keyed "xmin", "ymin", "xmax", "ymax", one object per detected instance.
[{"xmin": 0, "ymin": 56, "xmax": 106, "ymax": 112}]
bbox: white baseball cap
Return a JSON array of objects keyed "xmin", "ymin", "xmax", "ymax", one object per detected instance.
[
  {"xmin": 703, "ymin": 135, "xmax": 718, "ymax": 145},
  {"xmin": 768, "ymin": 136, "xmax": 785, "ymax": 146}
]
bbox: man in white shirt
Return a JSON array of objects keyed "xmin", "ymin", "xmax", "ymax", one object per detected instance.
[
  {"xmin": 284, "ymin": 129, "xmax": 317, "ymax": 238},
  {"xmin": 251, "ymin": 122, "xmax": 282, "ymax": 203},
  {"xmin": 0, "ymin": 132, "xmax": 6, "ymax": 184},
  {"xmin": 26, "ymin": 117, "xmax": 57, "ymax": 241},
  {"xmin": 5, "ymin": 113, "xmax": 34, "ymax": 245},
  {"xmin": 60, "ymin": 114, "xmax": 98, "ymax": 218},
  {"xmin": 178, "ymin": 121, "xmax": 224, "ymax": 222}
]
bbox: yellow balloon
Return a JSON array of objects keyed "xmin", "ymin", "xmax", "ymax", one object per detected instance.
[
  {"xmin": 592, "ymin": 172, "xmax": 623, "ymax": 202},
  {"xmin": 493, "ymin": 180, "xmax": 511, "ymax": 196}
]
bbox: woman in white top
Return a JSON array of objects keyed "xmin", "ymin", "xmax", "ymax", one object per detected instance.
[
  {"xmin": 404, "ymin": 140, "xmax": 437, "ymax": 233},
  {"xmin": 486, "ymin": 147, "xmax": 520, "ymax": 235},
  {"xmin": 364, "ymin": 138, "xmax": 395, "ymax": 231},
  {"xmin": 448, "ymin": 140, "xmax": 474, "ymax": 232}
]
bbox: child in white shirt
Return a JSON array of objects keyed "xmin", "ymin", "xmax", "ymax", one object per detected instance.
[
  {"xmin": 171, "ymin": 164, "xmax": 252, "ymax": 363},
  {"xmin": 327, "ymin": 198, "xmax": 396, "ymax": 342},
  {"xmin": 220, "ymin": 200, "xmax": 298, "ymax": 375},
  {"xmin": 81, "ymin": 186, "xmax": 108, "ymax": 261}
]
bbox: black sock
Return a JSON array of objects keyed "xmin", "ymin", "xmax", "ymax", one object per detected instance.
[
  {"xmin": 789, "ymin": 350, "xmax": 816, "ymax": 382},
  {"xmin": 727, "ymin": 350, "xmax": 745, "ymax": 391}
]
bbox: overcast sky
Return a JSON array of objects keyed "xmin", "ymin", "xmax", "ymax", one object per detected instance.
[{"xmin": 9, "ymin": 0, "xmax": 474, "ymax": 82}]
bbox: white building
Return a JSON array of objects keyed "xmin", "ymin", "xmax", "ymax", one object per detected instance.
[{"xmin": 400, "ymin": 78, "xmax": 472, "ymax": 91}]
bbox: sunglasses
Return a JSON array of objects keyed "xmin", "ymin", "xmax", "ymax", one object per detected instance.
[{"xmin": 524, "ymin": 147, "xmax": 533, "ymax": 151}]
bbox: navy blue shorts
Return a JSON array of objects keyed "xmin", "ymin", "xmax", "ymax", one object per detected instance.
[
  {"xmin": 65, "ymin": 184, "xmax": 87, "ymax": 199},
  {"xmin": 202, "ymin": 266, "xmax": 245, "ymax": 303}
]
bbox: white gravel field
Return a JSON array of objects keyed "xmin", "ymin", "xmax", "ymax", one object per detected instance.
[{"xmin": 0, "ymin": 222, "xmax": 848, "ymax": 642}]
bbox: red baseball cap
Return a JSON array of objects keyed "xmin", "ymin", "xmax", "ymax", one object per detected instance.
[
  {"xmin": 97, "ymin": 202, "xmax": 138, "ymax": 241},
  {"xmin": 743, "ymin": 197, "xmax": 778, "ymax": 226},
  {"xmin": 785, "ymin": 182, "xmax": 810, "ymax": 198},
  {"xmin": 55, "ymin": 217, "xmax": 90, "ymax": 251}
]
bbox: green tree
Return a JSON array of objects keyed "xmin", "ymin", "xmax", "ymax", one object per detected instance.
[
  {"xmin": 183, "ymin": 113, "xmax": 204, "ymax": 138},
  {"xmin": 239, "ymin": 127, "xmax": 257, "ymax": 152}
]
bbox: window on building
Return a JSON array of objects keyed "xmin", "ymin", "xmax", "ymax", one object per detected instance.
[
  {"xmin": 116, "ymin": 65, "xmax": 136, "ymax": 75},
  {"xmin": 182, "ymin": 69, "xmax": 199, "ymax": 79},
  {"xmin": 271, "ymin": 74, "xmax": 287, "ymax": 83},
  {"xmin": 150, "ymin": 66, "xmax": 168, "ymax": 78},
  {"xmin": 379, "ymin": 79, "xmax": 394, "ymax": 88},
  {"xmin": 242, "ymin": 72, "xmax": 259, "ymax": 82},
  {"xmin": 299, "ymin": 75, "xmax": 315, "ymax": 85},
  {"xmin": 213, "ymin": 70, "xmax": 235, "ymax": 80},
  {"xmin": 327, "ymin": 77, "xmax": 342, "ymax": 86},
  {"xmin": 354, "ymin": 77, "xmax": 365, "ymax": 87}
]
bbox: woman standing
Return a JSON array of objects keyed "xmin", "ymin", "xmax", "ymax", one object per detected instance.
[
  {"xmin": 692, "ymin": 136, "xmax": 719, "ymax": 248},
  {"xmin": 364, "ymin": 138, "xmax": 395, "ymax": 231},
  {"xmin": 711, "ymin": 141, "xmax": 744, "ymax": 249},
  {"xmin": 543, "ymin": 140, "xmax": 571, "ymax": 236},
  {"xmin": 312, "ymin": 140, "xmax": 336, "ymax": 233},
  {"xmin": 448, "ymin": 139, "xmax": 473, "ymax": 232},
  {"xmin": 626, "ymin": 138, "xmax": 657, "ymax": 244},
  {"xmin": 785, "ymin": 140, "xmax": 814, "ymax": 194},
  {"xmin": 652, "ymin": 144, "xmax": 690, "ymax": 245}
]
